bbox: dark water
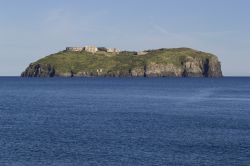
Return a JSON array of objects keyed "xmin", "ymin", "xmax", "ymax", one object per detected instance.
[{"xmin": 0, "ymin": 77, "xmax": 250, "ymax": 166}]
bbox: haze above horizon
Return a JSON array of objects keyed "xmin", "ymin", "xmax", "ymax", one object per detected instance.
[{"xmin": 0, "ymin": 0, "xmax": 250, "ymax": 76}]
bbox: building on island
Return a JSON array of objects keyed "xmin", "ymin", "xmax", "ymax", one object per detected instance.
[
  {"xmin": 65, "ymin": 45, "xmax": 120, "ymax": 54},
  {"xmin": 84, "ymin": 46, "xmax": 98, "ymax": 53},
  {"xmin": 66, "ymin": 47, "xmax": 83, "ymax": 52},
  {"xmin": 65, "ymin": 46, "xmax": 98, "ymax": 53},
  {"xmin": 107, "ymin": 48, "xmax": 120, "ymax": 54}
]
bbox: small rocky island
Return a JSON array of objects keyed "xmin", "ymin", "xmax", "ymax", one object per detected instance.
[{"xmin": 21, "ymin": 46, "xmax": 223, "ymax": 77}]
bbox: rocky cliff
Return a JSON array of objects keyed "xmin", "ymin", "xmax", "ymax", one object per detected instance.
[{"xmin": 21, "ymin": 48, "xmax": 222, "ymax": 77}]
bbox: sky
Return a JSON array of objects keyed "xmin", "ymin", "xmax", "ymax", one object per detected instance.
[{"xmin": 0, "ymin": 0, "xmax": 250, "ymax": 76}]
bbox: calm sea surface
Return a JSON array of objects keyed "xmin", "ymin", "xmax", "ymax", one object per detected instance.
[{"xmin": 0, "ymin": 77, "xmax": 250, "ymax": 166}]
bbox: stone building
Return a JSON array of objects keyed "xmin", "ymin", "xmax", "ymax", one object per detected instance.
[
  {"xmin": 84, "ymin": 46, "xmax": 98, "ymax": 53},
  {"xmin": 66, "ymin": 47, "xmax": 83, "ymax": 52},
  {"xmin": 66, "ymin": 45, "xmax": 120, "ymax": 54},
  {"xmin": 107, "ymin": 48, "xmax": 120, "ymax": 54}
]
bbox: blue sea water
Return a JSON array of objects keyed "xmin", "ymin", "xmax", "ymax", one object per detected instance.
[{"xmin": 0, "ymin": 77, "xmax": 250, "ymax": 166}]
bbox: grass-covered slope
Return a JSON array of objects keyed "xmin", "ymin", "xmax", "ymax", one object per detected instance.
[{"xmin": 21, "ymin": 48, "xmax": 223, "ymax": 77}]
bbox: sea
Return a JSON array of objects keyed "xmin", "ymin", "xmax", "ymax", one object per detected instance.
[{"xmin": 0, "ymin": 77, "xmax": 250, "ymax": 166}]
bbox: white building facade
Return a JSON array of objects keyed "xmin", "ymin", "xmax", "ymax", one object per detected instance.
[
  {"xmin": 84, "ymin": 46, "xmax": 98, "ymax": 53},
  {"xmin": 107, "ymin": 48, "xmax": 120, "ymax": 54}
]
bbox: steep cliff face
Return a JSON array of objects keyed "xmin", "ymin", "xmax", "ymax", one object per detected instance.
[
  {"xmin": 145, "ymin": 63, "xmax": 183, "ymax": 77},
  {"xmin": 207, "ymin": 56, "xmax": 223, "ymax": 77},
  {"xmin": 21, "ymin": 48, "xmax": 223, "ymax": 77},
  {"xmin": 143, "ymin": 56, "xmax": 222, "ymax": 77},
  {"xmin": 21, "ymin": 64, "xmax": 55, "ymax": 77}
]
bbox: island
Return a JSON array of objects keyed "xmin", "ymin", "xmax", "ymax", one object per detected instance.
[{"xmin": 21, "ymin": 46, "xmax": 223, "ymax": 77}]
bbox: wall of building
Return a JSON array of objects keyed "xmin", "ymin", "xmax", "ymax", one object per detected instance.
[
  {"xmin": 66, "ymin": 46, "xmax": 120, "ymax": 54},
  {"xmin": 66, "ymin": 47, "xmax": 83, "ymax": 52},
  {"xmin": 107, "ymin": 48, "xmax": 120, "ymax": 53},
  {"xmin": 84, "ymin": 46, "xmax": 98, "ymax": 53}
]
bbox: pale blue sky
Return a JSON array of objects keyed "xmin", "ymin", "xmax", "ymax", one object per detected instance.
[{"xmin": 0, "ymin": 0, "xmax": 249, "ymax": 76}]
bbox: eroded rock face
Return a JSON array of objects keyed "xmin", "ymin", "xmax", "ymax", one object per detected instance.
[
  {"xmin": 145, "ymin": 63, "xmax": 183, "ymax": 77},
  {"xmin": 183, "ymin": 57, "xmax": 204, "ymax": 77},
  {"xmin": 207, "ymin": 56, "xmax": 223, "ymax": 77},
  {"xmin": 142, "ymin": 56, "xmax": 222, "ymax": 77},
  {"xmin": 131, "ymin": 67, "xmax": 145, "ymax": 77},
  {"xmin": 21, "ymin": 64, "xmax": 55, "ymax": 77}
]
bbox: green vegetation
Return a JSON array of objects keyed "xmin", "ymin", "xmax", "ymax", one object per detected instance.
[{"xmin": 34, "ymin": 47, "xmax": 216, "ymax": 76}]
